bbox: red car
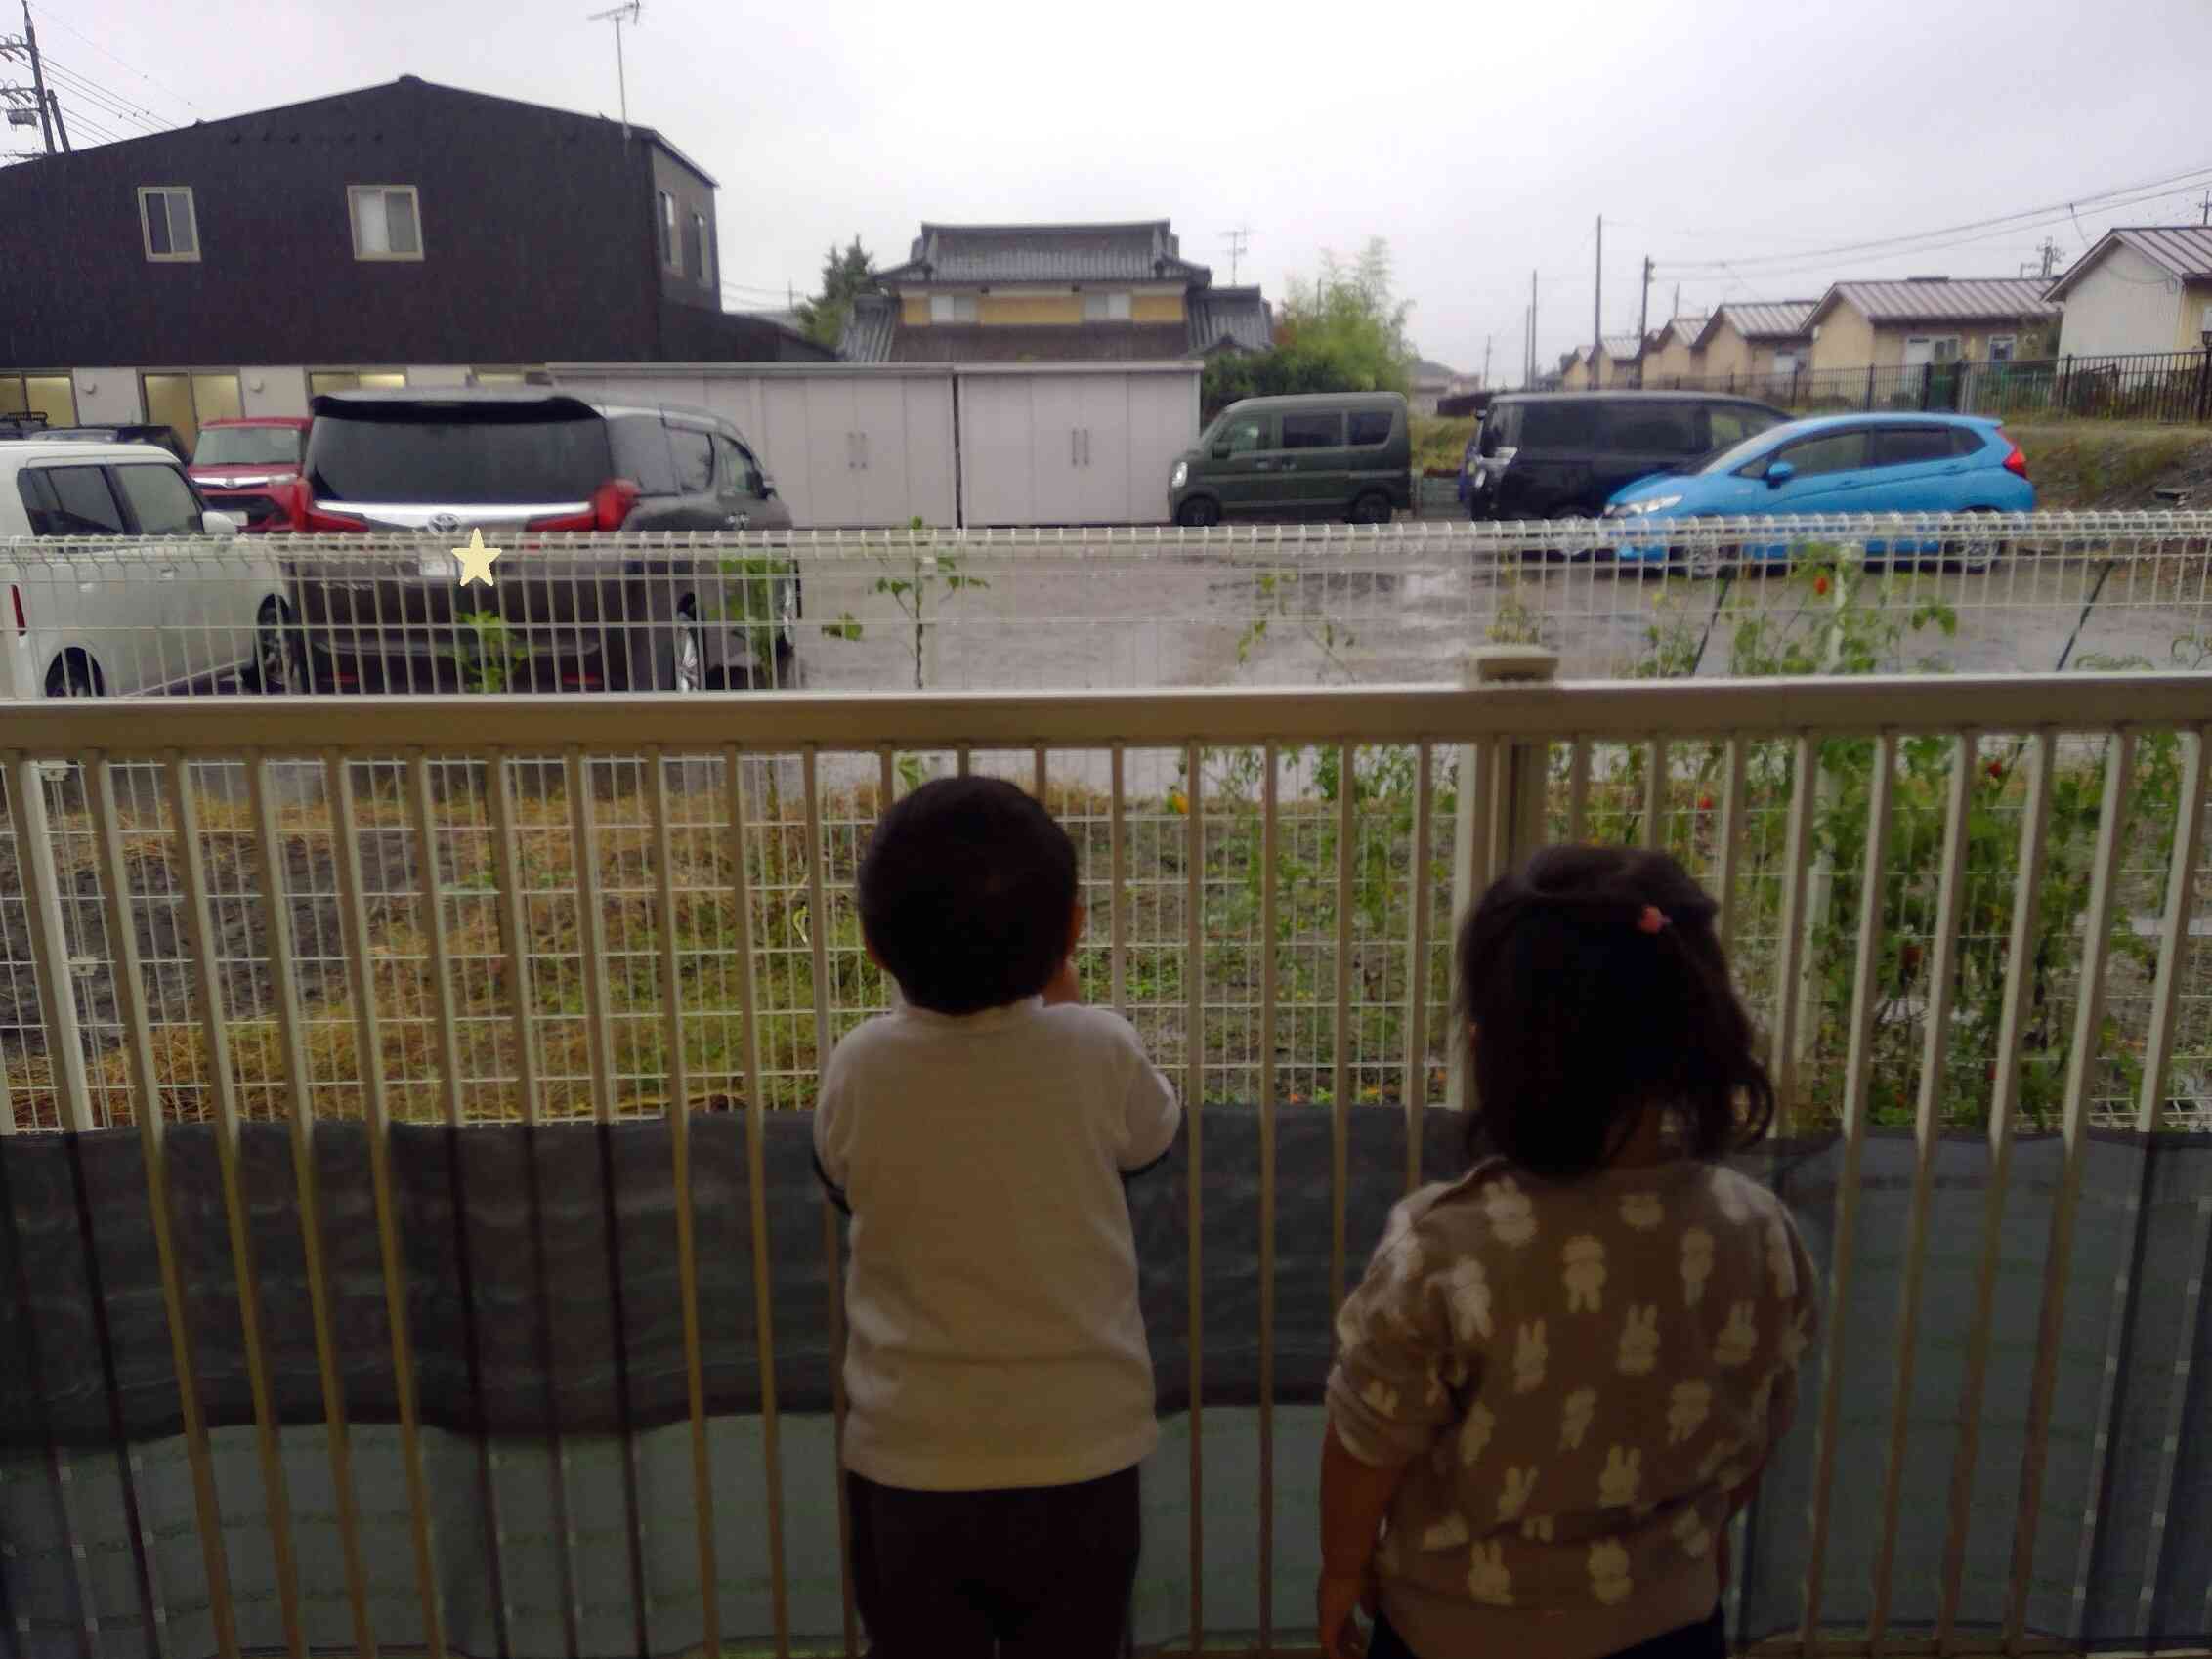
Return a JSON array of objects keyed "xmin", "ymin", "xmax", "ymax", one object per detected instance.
[{"xmin": 188, "ymin": 416, "xmax": 313, "ymax": 531}]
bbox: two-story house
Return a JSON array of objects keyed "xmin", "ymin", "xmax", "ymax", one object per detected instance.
[
  {"xmin": 837, "ymin": 221, "xmax": 1272, "ymax": 363},
  {"xmin": 0, "ymin": 76, "xmax": 827, "ymax": 445}
]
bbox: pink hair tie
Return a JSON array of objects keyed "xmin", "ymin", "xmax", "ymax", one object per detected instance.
[{"xmin": 1637, "ymin": 906, "xmax": 1669, "ymax": 934}]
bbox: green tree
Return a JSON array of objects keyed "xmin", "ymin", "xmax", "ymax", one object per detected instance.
[
  {"xmin": 796, "ymin": 236, "xmax": 877, "ymax": 350},
  {"xmin": 1202, "ymin": 237, "xmax": 1414, "ymax": 417}
]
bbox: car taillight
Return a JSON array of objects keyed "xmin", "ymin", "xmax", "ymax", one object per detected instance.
[
  {"xmin": 282, "ymin": 475, "xmax": 364, "ymax": 532},
  {"xmin": 2004, "ymin": 443, "xmax": 2028, "ymax": 479},
  {"xmin": 10, "ymin": 584, "xmax": 23, "ymax": 636},
  {"xmin": 525, "ymin": 478, "xmax": 641, "ymax": 533}
]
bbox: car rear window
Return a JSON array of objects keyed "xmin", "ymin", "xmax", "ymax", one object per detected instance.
[
  {"xmin": 19, "ymin": 465, "xmax": 127, "ymax": 534},
  {"xmin": 1601, "ymin": 402, "xmax": 1703, "ymax": 455},
  {"xmin": 1708, "ymin": 405, "xmax": 1787, "ymax": 449},
  {"xmin": 111, "ymin": 463, "xmax": 202, "ymax": 533},
  {"xmin": 307, "ymin": 407, "xmax": 614, "ymax": 504},
  {"xmin": 1347, "ymin": 410, "xmax": 1393, "ymax": 447},
  {"xmin": 1281, "ymin": 411, "xmax": 1343, "ymax": 449},
  {"xmin": 610, "ymin": 414, "xmax": 680, "ymax": 495},
  {"xmin": 1872, "ymin": 427, "xmax": 1955, "ymax": 467},
  {"xmin": 668, "ymin": 427, "xmax": 715, "ymax": 492},
  {"xmin": 1952, "ymin": 427, "xmax": 1988, "ymax": 457},
  {"xmin": 193, "ymin": 426, "xmax": 303, "ymax": 467}
]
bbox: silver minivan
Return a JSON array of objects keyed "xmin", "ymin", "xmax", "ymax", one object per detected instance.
[{"xmin": 1, "ymin": 441, "xmax": 295, "ymax": 700}]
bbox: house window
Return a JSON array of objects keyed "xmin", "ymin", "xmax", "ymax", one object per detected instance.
[
  {"xmin": 349, "ymin": 186, "xmax": 422, "ymax": 260},
  {"xmin": 1986, "ymin": 336, "xmax": 2017, "ymax": 363},
  {"xmin": 309, "ymin": 369, "xmax": 408, "ymax": 396},
  {"xmin": 0, "ymin": 372, "xmax": 76, "ymax": 427},
  {"xmin": 691, "ymin": 212, "xmax": 713, "ymax": 286},
  {"xmin": 138, "ymin": 187, "xmax": 198, "ymax": 261},
  {"xmin": 142, "ymin": 370, "xmax": 242, "ymax": 449},
  {"xmin": 1906, "ymin": 335, "xmax": 1962, "ymax": 364},
  {"xmin": 659, "ymin": 191, "xmax": 679, "ymax": 272},
  {"xmin": 929, "ymin": 293, "xmax": 978, "ymax": 323},
  {"xmin": 1771, "ymin": 350, "xmax": 1802, "ymax": 374},
  {"xmin": 1082, "ymin": 291, "xmax": 1132, "ymax": 321}
]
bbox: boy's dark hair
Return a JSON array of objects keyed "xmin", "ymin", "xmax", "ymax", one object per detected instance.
[
  {"xmin": 858, "ymin": 776, "xmax": 1079, "ymax": 1016},
  {"xmin": 1456, "ymin": 844, "xmax": 1774, "ymax": 1180}
]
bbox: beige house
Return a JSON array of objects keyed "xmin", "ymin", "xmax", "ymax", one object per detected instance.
[
  {"xmin": 2045, "ymin": 226, "xmax": 2212, "ymax": 358},
  {"xmin": 1592, "ymin": 333, "xmax": 1644, "ymax": 388},
  {"xmin": 1690, "ymin": 301, "xmax": 1817, "ymax": 385},
  {"xmin": 1639, "ymin": 317, "xmax": 1708, "ymax": 387},
  {"xmin": 1805, "ymin": 278, "xmax": 2060, "ymax": 373},
  {"xmin": 1560, "ymin": 346, "xmax": 1593, "ymax": 391},
  {"xmin": 840, "ymin": 220, "xmax": 1271, "ymax": 362}
]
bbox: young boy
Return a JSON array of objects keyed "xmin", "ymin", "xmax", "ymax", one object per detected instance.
[{"xmin": 813, "ymin": 775, "xmax": 1181, "ymax": 1659}]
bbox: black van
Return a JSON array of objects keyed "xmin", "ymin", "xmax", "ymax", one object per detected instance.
[{"xmin": 1463, "ymin": 392, "xmax": 1791, "ymax": 522}]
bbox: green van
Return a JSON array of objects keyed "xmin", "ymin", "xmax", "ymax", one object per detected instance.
[{"xmin": 1169, "ymin": 392, "xmax": 1412, "ymax": 527}]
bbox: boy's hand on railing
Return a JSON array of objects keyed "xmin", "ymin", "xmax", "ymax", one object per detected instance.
[{"xmin": 1042, "ymin": 954, "xmax": 1083, "ymax": 1006}]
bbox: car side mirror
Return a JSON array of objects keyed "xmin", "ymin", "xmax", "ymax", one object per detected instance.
[
  {"xmin": 201, "ymin": 509, "xmax": 238, "ymax": 536},
  {"xmin": 1765, "ymin": 461, "xmax": 1796, "ymax": 488},
  {"xmin": 1211, "ymin": 442, "xmax": 1231, "ymax": 459}
]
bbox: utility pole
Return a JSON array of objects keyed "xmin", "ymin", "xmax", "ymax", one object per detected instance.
[
  {"xmin": 1637, "ymin": 256, "xmax": 1654, "ymax": 355},
  {"xmin": 2200, "ymin": 191, "xmax": 2210, "ymax": 227},
  {"xmin": 1, "ymin": 1, "xmax": 55, "ymax": 154},
  {"xmin": 1593, "ymin": 215, "xmax": 1603, "ymax": 366},
  {"xmin": 43, "ymin": 86, "xmax": 64, "ymax": 150},
  {"xmin": 586, "ymin": 2, "xmax": 642, "ymax": 140},
  {"xmin": 1531, "ymin": 270, "xmax": 1539, "ymax": 387},
  {"xmin": 1222, "ymin": 226, "xmax": 1251, "ymax": 285},
  {"xmin": 1482, "ymin": 334, "xmax": 1492, "ymax": 390}
]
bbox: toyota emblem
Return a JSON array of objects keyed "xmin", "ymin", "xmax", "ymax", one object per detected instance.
[{"xmin": 427, "ymin": 512, "xmax": 463, "ymax": 534}]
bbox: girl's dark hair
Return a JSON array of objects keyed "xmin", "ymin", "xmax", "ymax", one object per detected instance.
[{"xmin": 1456, "ymin": 844, "xmax": 1774, "ymax": 1180}]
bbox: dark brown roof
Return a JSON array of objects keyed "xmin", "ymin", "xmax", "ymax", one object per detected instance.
[
  {"xmin": 878, "ymin": 222, "xmax": 1212, "ymax": 286},
  {"xmin": 887, "ymin": 322, "xmax": 1192, "ymax": 363}
]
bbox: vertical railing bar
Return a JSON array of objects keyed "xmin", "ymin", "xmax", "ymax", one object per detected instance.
[
  {"xmin": 1640, "ymin": 736, "xmax": 1666, "ymax": 850},
  {"xmin": 877, "ymin": 746, "xmax": 896, "ymax": 811},
  {"xmin": 565, "ymin": 747, "xmax": 617, "ymax": 1123},
  {"xmin": 2134, "ymin": 727, "xmax": 2206, "ymax": 1132},
  {"xmin": 723, "ymin": 746, "xmax": 790, "ymax": 1657},
  {"xmin": 1110, "ymin": 745, "xmax": 1128, "ymax": 1015},
  {"xmin": 1936, "ymin": 729, "xmax": 2058, "ymax": 1655},
  {"xmin": 1331, "ymin": 739, "xmax": 1354, "ymax": 1314},
  {"xmin": 84, "ymin": 755, "xmax": 241, "ymax": 1659},
  {"xmin": 956, "ymin": 744, "xmax": 971, "ymax": 778},
  {"xmin": 246, "ymin": 754, "xmax": 376, "ymax": 1659},
  {"xmin": 1566, "ymin": 735, "xmax": 1591, "ymax": 842},
  {"xmin": 1798, "ymin": 731, "xmax": 1896, "ymax": 1649},
  {"xmin": 1868, "ymin": 731, "xmax": 1978, "ymax": 1653},
  {"xmin": 1402, "ymin": 743, "xmax": 1435, "ymax": 1196},
  {"xmin": 9, "ymin": 755, "xmax": 91, "ymax": 1129},
  {"xmin": 644, "ymin": 748, "xmax": 720, "ymax": 1659},
  {"xmin": 2004, "ymin": 732, "xmax": 2135, "ymax": 1655},
  {"xmin": 1767, "ymin": 735, "xmax": 1821, "ymax": 1132},
  {"xmin": 1715, "ymin": 737, "xmax": 1750, "ymax": 957},
  {"xmin": 165, "ymin": 752, "xmax": 306, "ymax": 1659},
  {"xmin": 1257, "ymin": 742, "xmax": 1278, "ymax": 1655},
  {"xmin": 804, "ymin": 747, "xmax": 845, "ymax": 1653},
  {"xmin": 1183, "ymin": 738, "xmax": 1205, "ymax": 1658},
  {"xmin": 1033, "ymin": 742, "xmax": 1048, "ymax": 800},
  {"xmin": 484, "ymin": 748, "xmax": 542, "ymax": 1122},
  {"xmin": 407, "ymin": 750, "xmax": 470, "ymax": 1129},
  {"xmin": 2122, "ymin": 727, "xmax": 2208, "ymax": 1626},
  {"xmin": 823, "ymin": 1191, "xmax": 859, "ymax": 1659}
]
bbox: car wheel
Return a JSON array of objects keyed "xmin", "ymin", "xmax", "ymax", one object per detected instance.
[
  {"xmin": 1349, "ymin": 490, "xmax": 1393, "ymax": 526},
  {"xmin": 45, "ymin": 652, "xmax": 102, "ymax": 699},
  {"xmin": 1176, "ymin": 496, "xmax": 1221, "ymax": 529},
  {"xmin": 1945, "ymin": 508, "xmax": 2003, "ymax": 574},
  {"xmin": 253, "ymin": 600, "xmax": 309, "ymax": 695}
]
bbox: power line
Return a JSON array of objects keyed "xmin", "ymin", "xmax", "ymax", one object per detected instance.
[
  {"xmin": 38, "ymin": 59, "xmax": 165, "ymax": 134},
  {"xmin": 26, "ymin": 2, "xmax": 198, "ymax": 116},
  {"xmin": 1654, "ymin": 160, "xmax": 2212, "ymax": 275}
]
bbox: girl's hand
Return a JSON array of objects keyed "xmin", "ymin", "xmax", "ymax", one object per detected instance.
[{"xmin": 1316, "ymin": 1570, "xmax": 1376, "ymax": 1659}]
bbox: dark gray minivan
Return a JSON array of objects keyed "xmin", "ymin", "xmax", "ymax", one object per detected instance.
[
  {"xmin": 1464, "ymin": 392, "xmax": 1791, "ymax": 522},
  {"xmin": 1170, "ymin": 392, "xmax": 1412, "ymax": 526}
]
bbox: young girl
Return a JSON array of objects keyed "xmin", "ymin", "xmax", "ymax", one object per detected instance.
[{"xmin": 1319, "ymin": 846, "xmax": 1818, "ymax": 1659}]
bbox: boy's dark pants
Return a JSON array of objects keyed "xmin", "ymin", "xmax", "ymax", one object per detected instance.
[{"xmin": 845, "ymin": 1466, "xmax": 1140, "ymax": 1658}]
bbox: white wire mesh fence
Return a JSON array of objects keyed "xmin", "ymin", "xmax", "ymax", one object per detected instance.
[{"xmin": 6, "ymin": 511, "xmax": 2212, "ymax": 703}]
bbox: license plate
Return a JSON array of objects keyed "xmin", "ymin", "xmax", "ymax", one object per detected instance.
[{"xmin": 417, "ymin": 552, "xmax": 457, "ymax": 579}]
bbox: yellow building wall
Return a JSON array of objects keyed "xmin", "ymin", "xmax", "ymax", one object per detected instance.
[
  {"xmin": 1643, "ymin": 340, "xmax": 1701, "ymax": 385},
  {"xmin": 978, "ymin": 294, "xmax": 1084, "ymax": 325},
  {"xmin": 1132, "ymin": 292, "xmax": 1186, "ymax": 323},
  {"xmin": 2176, "ymin": 283, "xmax": 2212, "ymax": 352},
  {"xmin": 1562, "ymin": 359, "xmax": 1591, "ymax": 391},
  {"xmin": 1698, "ymin": 322, "xmax": 1752, "ymax": 382},
  {"xmin": 1808, "ymin": 301, "xmax": 1876, "ymax": 372},
  {"xmin": 901, "ymin": 294, "xmax": 930, "ymax": 325}
]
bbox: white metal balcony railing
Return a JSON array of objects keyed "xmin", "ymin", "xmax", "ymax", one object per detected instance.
[
  {"xmin": 3, "ymin": 512, "xmax": 2212, "ymax": 706},
  {"xmin": 1, "ymin": 664, "xmax": 2209, "ymax": 1659}
]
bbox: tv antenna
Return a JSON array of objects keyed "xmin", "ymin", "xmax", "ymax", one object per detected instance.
[
  {"xmin": 586, "ymin": 2, "xmax": 643, "ymax": 139},
  {"xmin": 1222, "ymin": 225, "xmax": 1251, "ymax": 285}
]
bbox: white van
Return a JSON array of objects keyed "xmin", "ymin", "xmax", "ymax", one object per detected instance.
[{"xmin": 1, "ymin": 441, "xmax": 298, "ymax": 700}]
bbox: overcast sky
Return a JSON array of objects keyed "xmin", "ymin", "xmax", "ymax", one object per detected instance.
[{"xmin": 26, "ymin": 0, "xmax": 2212, "ymax": 382}]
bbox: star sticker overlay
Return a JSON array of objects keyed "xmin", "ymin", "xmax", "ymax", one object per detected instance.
[{"xmin": 454, "ymin": 528, "xmax": 501, "ymax": 588}]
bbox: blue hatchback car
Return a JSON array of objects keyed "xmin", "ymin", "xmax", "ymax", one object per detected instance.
[{"xmin": 1606, "ymin": 413, "xmax": 2033, "ymax": 574}]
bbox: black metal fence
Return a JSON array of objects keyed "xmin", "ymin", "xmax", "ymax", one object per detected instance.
[{"xmin": 1640, "ymin": 349, "xmax": 2212, "ymax": 425}]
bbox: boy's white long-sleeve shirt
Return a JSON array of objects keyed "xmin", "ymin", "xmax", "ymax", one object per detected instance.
[{"xmin": 814, "ymin": 996, "xmax": 1181, "ymax": 1491}]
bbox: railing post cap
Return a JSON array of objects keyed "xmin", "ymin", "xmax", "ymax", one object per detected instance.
[{"xmin": 1464, "ymin": 646, "xmax": 1562, "ymax": 686}]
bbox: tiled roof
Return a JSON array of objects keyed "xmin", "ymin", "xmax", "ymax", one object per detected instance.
[
  {"xmin": 837, "ymin": 293, "xmax": 898, "ymax": 362},
  {"xmin": 1599, "ymin": 334, "xmax": 1643, "ymax": 360},
  {"xmin": 1698, "ymin": 301, "xmax": 1818, "ymax": 348},
  {"xmin": 2047, "ymin": 226, "xmax": 2212, "ymax": 298},
  {"xmin": 877, "ymin": 221, "xmax": 1212, "ymax": 286},
  {"xmin": 887, "ymin": 323, "xmax": 1194, "ymax": 363},
  {"xmin": 1815, "ymin": 278, "xmax": 2060, "ymax": 326},
  {"xmin": 1188, "ymin": 287, "xmax": 1273, "ymax": 354}
]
